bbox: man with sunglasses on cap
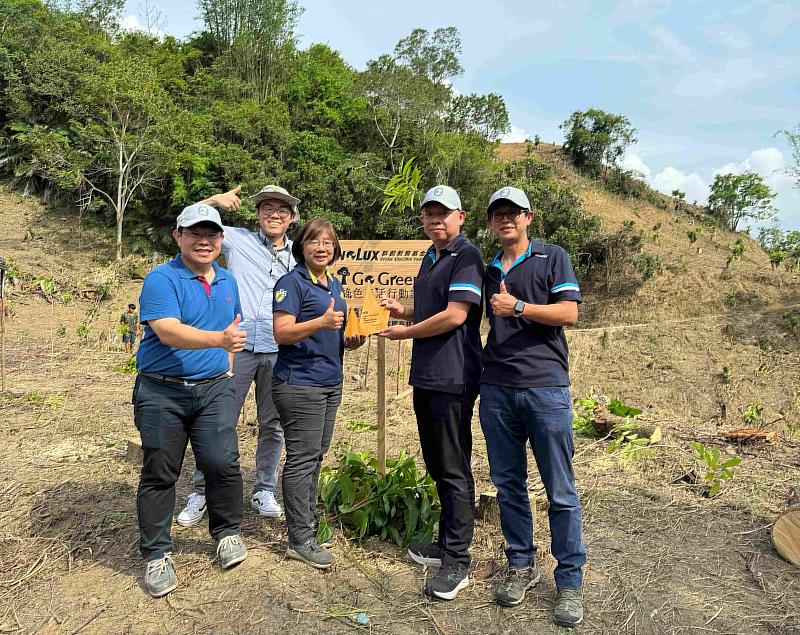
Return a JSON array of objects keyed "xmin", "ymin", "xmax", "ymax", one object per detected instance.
[
  {"xmin": 134, "ymin": 203, "xmax": 248, "ymax": 597},
  {"xmin": 480, "ymin": 186, "xmax": 586, "ymax": 627},
  {"xmin": 379, "ymin": 185, "xmax": 484, "ymax": 601},
  {"xmin": 176, "ymin": 185, "xmax": 298, "ymax": 526}
]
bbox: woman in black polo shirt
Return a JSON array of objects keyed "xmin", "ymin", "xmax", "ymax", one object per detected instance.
[{"xmin": 271, "ymin": 218, "xmax": 365, "ymax": 569}]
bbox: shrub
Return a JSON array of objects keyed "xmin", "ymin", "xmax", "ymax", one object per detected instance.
[
  {"xmin": 318, "ymin": 449, "xmax": 439, "ymax": 547},
  {"xmin": 633, "ymin": 254, "xmax": 662, "ymax": 281}
]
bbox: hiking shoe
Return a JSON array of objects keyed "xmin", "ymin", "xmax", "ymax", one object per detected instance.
[
  {"xmin": 144, "ymin": 553, "xmax": 177, "ymax": 598},
  {"xmin": 251, "ymin": 490, "xmax": 282, "ymax": 517},
  {"xmin": 495, "ymin": 565, "xmax": 541, "ymax": 606},
  {"xmin": 287, "ymin": 539, "xmax": 335, "ymax": 569},
  {"xmin": 554, "ymin": 588, "xmax": 584, "ymax": 627},
  {"xmin": 217, "ymin": 534, "xmax": 247, "ymax": 569},
  {"xmin": 176, "ymin": 492, "xmax": 207, "ymax": 526},
  {"xmin": 423, "ymin": 563, "xmax": 470, "ymax": 600},
  {"xmin": 407, "ymin": 541, "xmax": 443, "ymax": 567}
]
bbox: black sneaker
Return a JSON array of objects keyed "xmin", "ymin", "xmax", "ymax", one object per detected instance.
[
  {"xmin": 495, "ymin": 564, "xmax": 541, "ymax": 607},
  {"xmin": 407, "ymin": 540, "xmax": 443, "ymax": 567},
  {"xmin": 423, "ymin": 563, "xmax": 470, "ymax": 600}
]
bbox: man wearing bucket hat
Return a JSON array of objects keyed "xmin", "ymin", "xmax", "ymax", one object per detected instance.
[
  {"xmin": 480, "ymin": 186, "xmax": 585, "ymax": 627},
  {"xmin": 378, "ymin": 185, "xmax": 484, "ymax": 601},
  {"xmin": 173, "ymin": 185, "xmax": 299, "ymax": 527},
  {"xmin": 134, "ymin": 203, "xmax": 248, "ymax": 597}
]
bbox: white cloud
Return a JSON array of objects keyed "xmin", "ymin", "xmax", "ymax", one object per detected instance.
[
  {"xmin": 502, "ymin": 125, "xmax": 530, "ymax": 143},
  {"xmin": 761, "ymin": 3, "xmax": 798, "ymax": 38},
  {"xmin": 621, "ymin": 151, "xmax": 651, "ymax": 179},
  {"xmin": 119, "ymin": 13, "xmax": 165, "ymax": 38},
  {"xmin": 706, "ymin": 24, "xmax": 752, "ymax": 51},
  {"xmin": 712, "ymin": 147, "xmax": 793, "ymax": 189},
  {"xmin": 649, "ymin": 26, "xmax": 696, "ymax": 63},
  {"xmin": 619, "ymin": 147, "xmax": 795, "ymax": 211},
  {"xmin": 651, "ymin": 167, "xmax": 709, "ymax": 204}
]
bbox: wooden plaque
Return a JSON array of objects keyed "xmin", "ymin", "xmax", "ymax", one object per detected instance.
[
  {"xmin": 772, "ymin": 508, "xmax": 800, "ymax": 567},
  {"xmin": 334, "ymin": 240, "xmax": 429, "ymax": 309}
]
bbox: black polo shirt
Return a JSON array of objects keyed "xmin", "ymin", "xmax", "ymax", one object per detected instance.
[
  {"xmin": 409, "ymin": 234, "xmax": 484, "ymax": 395},
  {"xmin": 481, "ymin": 239, "xmax": 581, "ymax": 388}
]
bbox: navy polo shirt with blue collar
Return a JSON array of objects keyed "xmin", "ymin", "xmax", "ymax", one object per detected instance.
[
  {"xmin": 482, "ymin": 239, "xmax": 581, "ymax": 388},
  {"xmin": 272, "ymin": 265, "xmax": 347, "ymax": 387},
  {"xmin": 136, "ymin": 255, "xmax": 243, "ymax": 381},
  {"xmin": 409, "ymin": 233, "xmax": 484, "ymax": 395}
]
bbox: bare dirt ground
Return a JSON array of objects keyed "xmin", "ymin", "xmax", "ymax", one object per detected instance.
[{"xmin": 1, "ymin": 187, "xmax": 799, "ymax": 634}]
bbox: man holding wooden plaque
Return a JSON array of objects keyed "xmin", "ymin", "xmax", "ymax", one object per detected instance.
[{"xmin": 378, "ymin": 185, "xmax": 484, "ymax": 601}]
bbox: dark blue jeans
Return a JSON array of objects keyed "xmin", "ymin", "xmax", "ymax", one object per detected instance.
[
  {"xmin": 479, "ymin": 383, "xmax": 585, "ymax": 589},
  {"xmin": 134, "ymin": 374, "xmax": 243, "ymax": 560}
]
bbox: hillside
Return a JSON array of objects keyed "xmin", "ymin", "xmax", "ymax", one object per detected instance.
[{"xmin": 1, "ymin": 148, "xmax": 799, "ymax": 635}]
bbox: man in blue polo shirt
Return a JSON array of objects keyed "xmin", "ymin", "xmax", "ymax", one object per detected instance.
[
  {"xmin": 480, "ymin": 186, "xmax": 586, "ymax": 627},
  {"xmin": 176, "ymin": 184, "xmax": 298, "ymax": 526},
  {"xmin": 134, "ymin": 203, "xmax": 248, "ymax": 598},
  {"xmin": 379, "ymin": 185, "xmax": 483, "ymax": 601}
]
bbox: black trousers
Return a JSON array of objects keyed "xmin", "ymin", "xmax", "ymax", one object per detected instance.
[
  {"xmin": 272, "ymin": 379, "xmax": 342, "ymax": 546},
  {"xmin": 134, "ymin": 374, "xmax": 243, "ymax": 560},
  {"xmin": 413, "ymin": 387, "xmax": 476, "ymax": 566}
]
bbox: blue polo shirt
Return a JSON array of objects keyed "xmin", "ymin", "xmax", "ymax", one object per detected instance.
[
  {"xmin": 409, "ymin": 234, "xmax": 484, "ymax": 395},
  {"xmin": 481, "ymin": 239, "xmax": 581, "ymax": 388},
  {"xmin": 272, "ymin": 266, "xmax": 347, "ymax": 387},
  {"xmin": 136, "ymin": 255, "xmax": 242, "ymax": 381}
]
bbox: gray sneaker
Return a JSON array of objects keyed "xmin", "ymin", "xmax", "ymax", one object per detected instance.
[
  {"xmin": 495, "ymin": 564, "xmax": 541, "ymax": 607},
  {"xmin": 217, "ymin": 534, "xmax": 247, "ymax": 569},
  {"xmin": 554, "ymin": 588, "xmax": 584, "ymax": 627},
  {"xmin": 287, "ymin": 539, "xmax": 335, "ymax": 569},
  {"xmin": 144, "ymin": 553, "xmax": 177, "ymax": 598}
]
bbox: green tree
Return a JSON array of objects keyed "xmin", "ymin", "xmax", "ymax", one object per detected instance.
[
  {"xmin": 708, "ymin": 171, "xmax": 776, "ymax": 231},
  {"xmin": 199, "ymin": 0, "xmax": 302, "ymax": 101},
  {"xmin": 560, "ymin": 108, "xmax": 638, "ymax": 176},
  {"xmin": 446, "ymin": 93, "xmax": 510, "ymax": 140},
  {"xmin": 785, "ymin": 125, "xmax": 800, "ymax": 190}
]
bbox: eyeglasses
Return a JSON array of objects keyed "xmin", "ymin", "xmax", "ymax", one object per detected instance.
[
  {"xmin": 489, "ymin": 209, "xmax": 527, "ymax": 222},
  {"xmin": 259, "ymin": 207, "xmax": 292, "ymax": 219},
  {"xmin": 181, "ymin": 229, "xmax": 222, "ymax": 241},
  {"xmin": 421, "ymin": 209, "xmax": 457, "ymax": 222},
  {"xmin": 306, "ymin": 239, "xmax": 334, "ymax": 249}
]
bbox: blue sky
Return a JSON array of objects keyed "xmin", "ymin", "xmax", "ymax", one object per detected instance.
[{"xmin": 122, "ymin": 0, "xmax": 800, "ymax": 230}]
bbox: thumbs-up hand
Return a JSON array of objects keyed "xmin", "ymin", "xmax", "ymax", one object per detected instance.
[
  {"xmin": 319, "ymin": 297, "xmax": 345, "ymax": 330},
  {"xmin": 209, "ymin": 185, "xmax": 242, "ymax": 212},
  {"xmin": 490, "ymin": 280, "xmax": 518, "ymax": 317},
  {"xmin": 221, "ymin": 313, "xmax": 247, "ymax": 352}
]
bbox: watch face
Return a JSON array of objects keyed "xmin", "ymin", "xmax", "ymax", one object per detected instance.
[{"xmin": 514, "ymin": 300, "xmax": 525, "ymax": 315}]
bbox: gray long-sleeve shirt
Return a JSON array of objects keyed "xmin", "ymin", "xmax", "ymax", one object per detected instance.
[{"xmin": 221, "ymin": 226, "xmax": 295, "ymax": 353}]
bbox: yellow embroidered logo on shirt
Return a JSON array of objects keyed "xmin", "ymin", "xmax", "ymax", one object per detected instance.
[{"xmin": 275, "ymin": 289, "xmax": 287, "ymax": 303}]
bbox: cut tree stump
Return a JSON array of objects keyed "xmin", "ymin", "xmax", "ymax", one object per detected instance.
[
  {"xmin": 478, "ymin": 491, "xmax": 540, "ymax": 526},
  {"xmin": 772, "ymin": 507, "xmax": 800, "ymax": 567},
  {"xmin": 125, "ymin": 438, "xmax": 143, "ymax": 465}
]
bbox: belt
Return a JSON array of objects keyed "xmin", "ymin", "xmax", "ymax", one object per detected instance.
[{"xmin": 140, "ymin": 372, "xmax": 232, "ymax": 386}]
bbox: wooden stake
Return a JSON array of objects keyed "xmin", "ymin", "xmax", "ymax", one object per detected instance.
[
  {"xmin": 395, "ymin": 340, "xmax": 401, "ymax": 395},
  {"xmin": 377, "ymin": 337, "xmax": 386, "ymax": 475},
  {"xmin": 363, "ymin": 335, "xmax": 372, "ymax": 389}
]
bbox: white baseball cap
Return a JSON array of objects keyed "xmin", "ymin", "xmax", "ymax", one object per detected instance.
[
  {"xmin": 487, "ymin": 186, "xmax": 531, "ymax": 214},
  {"xmin": 421, "ymin": 185, "xmax": 462, "ymax": 210},
  {"xmin": 176, "ymin": 203, "xmax": 224, "ymax": 232}
]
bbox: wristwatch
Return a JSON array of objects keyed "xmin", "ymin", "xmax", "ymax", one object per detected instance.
[{"xmin": 513, "ymin": 299, "xmax": 525, "ymax": 317}]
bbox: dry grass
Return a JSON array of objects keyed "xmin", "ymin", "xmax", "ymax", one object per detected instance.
[{"xmin": 2, "ymin": 182, "xmax": 800, "ymax": 634}]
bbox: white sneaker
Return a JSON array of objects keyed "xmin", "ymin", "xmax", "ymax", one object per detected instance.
[
  {"xmin": 251, "ymin": 490, "xmax": 282, "ymax": 517},
  {"xmin": 176, "ymin": 492, "xmax": 207, "ymax": 526}
]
